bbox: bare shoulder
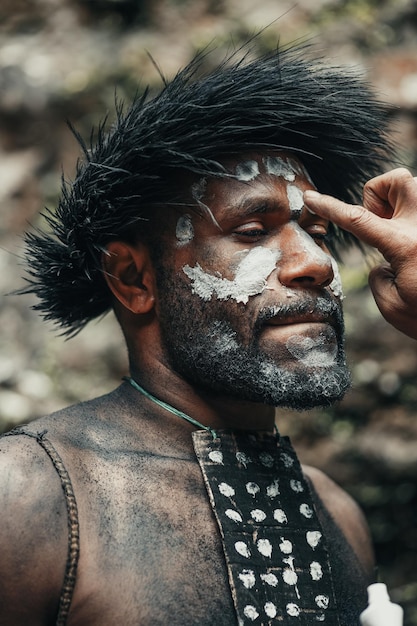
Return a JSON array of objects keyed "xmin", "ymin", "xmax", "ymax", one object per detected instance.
[
  {"xmin": 303, "ymin": 464, "xmax": 374, "ymax": 576},
  {"xmin": 0, "ymin": 432, "xmax": 68, "ymax": 625}
]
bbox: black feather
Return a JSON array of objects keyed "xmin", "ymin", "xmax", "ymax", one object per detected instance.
[{"xmin": 20, "ymin": 42, "xmax": 395, "ymax": 334}]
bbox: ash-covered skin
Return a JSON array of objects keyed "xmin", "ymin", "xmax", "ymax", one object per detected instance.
[
  {"xmin": 329, "ymin": 257, "xmax": 344, "ymax": 299},
  {"xmin": 169, "ymin": 153, "xmax": 349, "ymax": 409},
  {"xmin": 158, "ymin": 253, "xmax": 350, "ymax": 409},
  {"xmin": 235, "ymin": 160, "xmax": 260, "ymax": 182},
  {"xmin": 175, "ymin": 215, "xmax": 194, "ymax": 246},
  {"xmin": 286, "ymin": 184, "xmax": 305, "ymax": 220},
  {"xmin": 286, "ymin": 330, "xmax": 338, "ymax": 368},
  {"xmin": 263, "ymin": 156, "xmax": 296, "ymax": 181},
  {"xmin": 290, "ymin": 223, "xmax": 334, "ymax": 269},
  {"xmin": 191, "ymin": 178, "xmax": 207, "ymax": 202},
  {"xmin": 183, "ymin": 246, "xmax": 281, "ymax": 304}
]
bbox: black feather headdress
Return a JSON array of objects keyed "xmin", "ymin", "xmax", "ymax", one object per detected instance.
[{"xmin": 22, "ymin": 43, "xmax": 394, "ymax": 335}]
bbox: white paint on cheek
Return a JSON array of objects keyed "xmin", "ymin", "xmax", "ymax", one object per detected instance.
[
  {"xmin": 235, "ymin": 160, "xmax": 260, "ymax": 181},
  {"xmin": 286, "ymin": 184, "xmax": 304, "ymax": 219},
  {"xmin": 286, "ymin": 334, "xmax": 338, "ymax": 368},
  {"xmin": 175, "ymin": 214, "xmax": 194, "ymax": 246},
  {"xmin": 263, "ymin": 156, "xmax": 296, "ymax": 181},
  {"xmin": 182, "ymin": 246, "xmax": 281, "ymax": 304},
  {"xmin": 329, "ymin": 257, "xmax": 344, "ymax": 299}
]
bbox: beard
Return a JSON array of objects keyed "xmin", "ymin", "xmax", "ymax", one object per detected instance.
[{"xmin": 156, "ymin": 266, "xmax": 350, "ymax": 410}]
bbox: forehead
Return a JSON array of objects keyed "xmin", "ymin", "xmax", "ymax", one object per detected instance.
[{"xmin": 189, "ymin": 152, "xmax": 314, "ymax": 220}]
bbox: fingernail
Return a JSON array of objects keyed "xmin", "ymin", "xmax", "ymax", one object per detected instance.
[
  {"xmin": 304, "ymin": 190, "xmax": 321, "ymax": 200},
  {"xmin": 304, "ymin": 190, "xmax": 320, "ymax": 214}
]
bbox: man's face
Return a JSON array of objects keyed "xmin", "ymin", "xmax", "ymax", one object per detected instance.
[{"xmin": 155, "ymin": 153, "xmax": 350, "ymax": 410}]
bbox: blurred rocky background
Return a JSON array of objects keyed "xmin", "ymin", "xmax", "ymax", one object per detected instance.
[{"xmin": 1, "ymin": 0, "xmax": 417, "ymax": 622}]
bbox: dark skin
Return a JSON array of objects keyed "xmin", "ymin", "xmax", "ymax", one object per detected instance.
[{"xmin": 0, "ymin": 155, "xmax": 415, "ymax": 625}]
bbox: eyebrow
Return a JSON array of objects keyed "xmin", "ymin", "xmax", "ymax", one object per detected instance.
[{"xmin": 223, "ymin": 197, "xmax": 281, "ymax": 221}]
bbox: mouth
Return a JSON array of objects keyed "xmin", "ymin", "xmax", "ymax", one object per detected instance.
[
  {"xmin": 257, "ymin": 295, "xmax": 342, "ymax": 334},
  {"xmin": 265, "ymin": 313, "xmax": 334, "ymax": 328}
]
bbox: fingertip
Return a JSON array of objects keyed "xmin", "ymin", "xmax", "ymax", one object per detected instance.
[
  {"xmin": 304, "ymin": 190, "xmax": 321, "ymax": 215},
  {"xmin": 304, "ymin": 190, "xmax": 321, "ymax": 202}
]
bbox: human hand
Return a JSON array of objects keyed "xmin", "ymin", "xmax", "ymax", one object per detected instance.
[{"xmin": 304, "ymin": 169, "xmax": 417, "ymax": 339}]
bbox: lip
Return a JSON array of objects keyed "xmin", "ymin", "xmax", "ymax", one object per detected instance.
[{"xmin": 265, "ymin": 314, "xmax": 334, "ymax": 328}]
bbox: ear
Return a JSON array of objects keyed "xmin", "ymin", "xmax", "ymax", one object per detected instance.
[{"xmin": 102, "ymin": 241, "xmax": 156, "ymax": 315}]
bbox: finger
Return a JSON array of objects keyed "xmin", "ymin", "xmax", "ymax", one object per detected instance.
[
  {"xmin": 304, "ymin": 190, "xmax": 392, "ymax": 250},
  {"xmin": 363, "ymin": 168, "xmax": 417, "ymax": 218}
]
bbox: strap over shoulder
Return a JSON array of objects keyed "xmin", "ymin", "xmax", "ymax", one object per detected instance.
[{"xmin": 3, "ymin": 426, "xmax": 80, "ymax": 626}]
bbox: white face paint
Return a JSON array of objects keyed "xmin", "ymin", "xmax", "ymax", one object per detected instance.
[
  {"xmin": 286, "ymin": 334, "xmax": 338, "ymax": 368},
  {"xmin": 287, "ymin": 157, "xmax": 314, "ymax": 186},
  {"xmin": 183, "ymin": 246, "xmax": 281, "ymax": 304},
  {"xmin": 329, "ymin": 257, "xmax": 344, "ymax": 299},
  {"xmin": 175, "ymin": 214, "xmax": 194, "ymax": 246},
  {"xmin": 235, "ymin": 160, "xmax": 260, "ymax": 181},
  {"xmin": 191, "ymin": 177, "xmax": 207, "ymax": 201},
  {"xmin": 263, "ymin": 156, "xmax": 296, "ymax": 181},
  {"xmin": 291, "ymin": 225, "xmax": 332, "ymax": 268},
  {"xmin": 191, "ymin": 177, "xmax": 222, "ymax": 231},
  {"xmin": 286, "ymin": 184, "xmax": 304, "ymax": 220}
]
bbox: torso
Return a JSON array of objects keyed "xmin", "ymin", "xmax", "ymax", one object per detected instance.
[{"xmin": 0, "ymin": 387, "xmax": 372, "ymax": 626}]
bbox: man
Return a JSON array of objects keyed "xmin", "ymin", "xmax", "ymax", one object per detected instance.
[{"xmin": 0, "ymin": 46, "xmax": 416, "ymax": 626}]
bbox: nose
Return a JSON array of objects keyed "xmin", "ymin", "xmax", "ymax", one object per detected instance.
[{"xmin": 276, "ymin": 224, "xmax": 334, "ymax": 289}]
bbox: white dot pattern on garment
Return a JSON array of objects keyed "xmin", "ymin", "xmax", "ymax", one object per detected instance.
[
  {"xmin": 257, "ymin": 538, "xmax": 273, "ymax": 558},
  {"xmin": 250, "ymin": 509, "xmax": 267, "ymax": 522},
  {"xmin": 266, "ymin": 479, "xmax": 280, "ymax": 498},
  {"xmin": 307, "ymin": 530, "xmax": 322, "ymax": 549},
  {"xmin": 225, "ymin": 509, "xmax": 243, "ymax": 523},
  {"xmin": 265, "ymin": 601, "xmax": 278, "ymax": 618},
  {"xmin": 236, "ymin": 451, "xmax": 251, "ymax": 467},
  {"xmin": 283, "ymin": 567, "xmax": 298, "ymax": 586},
  {"xmin": 287, "ymin": 603, "xmax": 300, "ymax": 617},
  {"xmin": 235, "ymin": 541, "xmax": 251, "ymax": 558},
  {"xmin": 273, "ymin": 508, "xmax": 288, "ymax": 524},
  {"xmin": 208, "ymin": 450, "xmax": 223, "ymax": 464},
  {"xmin": 311, "ymin": 561, "xmax": 324, "ymax": 581},
  {"xmin": 192, "ymin": 430, "xmax": 340, "ymax": 624},
  {"xmin": 290, "ymin": 479, "xmax": 304, "ymax": 493},
  {"xmin": 279, "ymin": 538, "xmax": 293, "ymax": 554},
  {"xmin": 238, "ymin": 569, "xmax": 256, "ymax": 589},
  {"xmin": 300, "ymin": 503, "xmax": 314, "ymax": 518},
  {"xmin": 260, "ymin": 572, "xmax": 279, "ymax": 587},
  {"xmin": 243, "ymin": 605, "xmax": 259, "ymax": 621},
  {"xmin": 246, "ymin": 482, "xmax": 260, "ymax": 496},
  {"xmin": 219, "ymin": 482, "xmax": 235, "ymax": 497}
]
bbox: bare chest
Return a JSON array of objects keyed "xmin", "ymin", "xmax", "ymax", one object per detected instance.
[{"xmin": 68, "ymin": 453, "xmax": 236, "ymax": 626}]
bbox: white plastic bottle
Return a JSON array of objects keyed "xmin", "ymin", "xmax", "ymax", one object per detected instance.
[{"xmin": 360, "ymin": 583, "xmax": 404, "ymax": 626}]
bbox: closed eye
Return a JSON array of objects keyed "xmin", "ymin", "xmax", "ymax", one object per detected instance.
[
  {"xmin": 305, "ymin": 224, "xmax": 329, "ymax": 247},
  {"xmin": 233, "ymin": 221, "xmax": 268, "ymax": 241}
]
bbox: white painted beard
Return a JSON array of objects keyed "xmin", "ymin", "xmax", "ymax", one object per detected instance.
[{"xmin": 164, "ymin": 319, "xmax": 350, "ymax": 409}]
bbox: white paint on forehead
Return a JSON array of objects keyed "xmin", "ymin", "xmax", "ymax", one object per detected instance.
[
  {"xmin": 286, "ymin": 184, "xmax": 304, "ymax": 219},
  {"xmin": 329, "ymin": 256, "xmax": 344, "ymax": 299},
  {"xmin": 182, "ymin": 246, "xmax": 281, "ymax": 304},
  {"xmin": 191, "ymin": 177, "xmax": 207, "ymax": 201},
  {"xmin": 235, "ymin": 160, "xmax": 260, "ymax": 182},
  {"xmin": 263, "ymin": 156, "xmax": 296, "ymax": 181},
  {"xmin": 175, "ymin": 214, "xmax": 194, "ymax": 246},
  {"xmin": 286, "ymin": 334, "xmax": 338, "ymax": 368},
  {"xmin": 288, "ymin": 157, "xmax": 314, "ymax": 185},
  {"xmin": 190, "ymin": 176, "xmax": 222, "ymax": 232}
]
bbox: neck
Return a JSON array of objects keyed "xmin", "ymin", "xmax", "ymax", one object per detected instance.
[{"xmin": 128, "ymin": 362, "xmax": 276, "ymax": 435}]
